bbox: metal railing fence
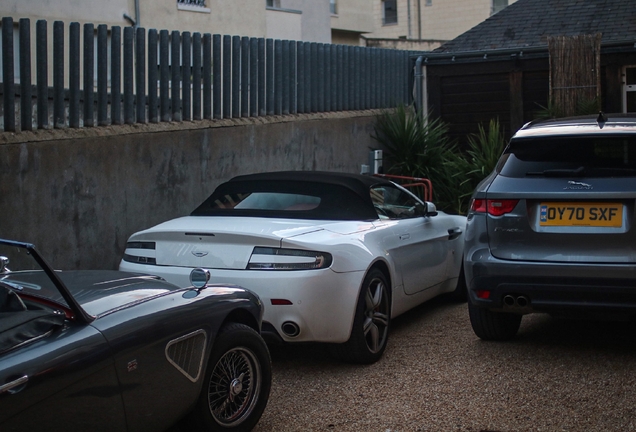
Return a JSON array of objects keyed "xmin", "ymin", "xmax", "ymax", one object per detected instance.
[{"xmin": 0, "ymin": 17, "xmax": 414, "ymax": 132}]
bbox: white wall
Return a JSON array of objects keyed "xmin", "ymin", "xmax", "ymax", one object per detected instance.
[
  {"xmin": 266, "ymin": 8, "xmax": 302, "ymax": 41},
  {"xmin": 330, "ymin": 0, "xmax": 375, "ymax": 34},
  {"xmin": 0, "ymin": 0, "xmax": 131, "ymax": 26}
]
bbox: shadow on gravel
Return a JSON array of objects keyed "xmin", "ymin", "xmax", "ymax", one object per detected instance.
[
  {"xmin": 267, "ymin": 294, "xmax": 459, "ymax": 366},
  {"xmin": 169, "ymin": 296, "xmax": 636, "ymax": 432},
  {"xmin": 515, "ymin": 314, "xmax": 636, "ymax": 353}
]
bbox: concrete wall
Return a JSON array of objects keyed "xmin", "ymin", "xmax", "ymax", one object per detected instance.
[{"xmin": 0, "ymin": 112, "xmax": 384, "ymax": 271}]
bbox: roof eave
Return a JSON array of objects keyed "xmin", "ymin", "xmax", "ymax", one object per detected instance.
[{"xmin": 410, "ymin": 39, "xmax": 636, "ymax": 65}]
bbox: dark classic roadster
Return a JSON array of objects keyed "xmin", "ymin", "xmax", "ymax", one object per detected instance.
[{"xmin": 0, "ymin": 239, "xmax": 271, "ymax": 432}]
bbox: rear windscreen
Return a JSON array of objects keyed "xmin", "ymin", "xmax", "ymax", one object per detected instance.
[
  {"xmin": 499, "ymin": 136, "xmax": 636, "ymax": 178},
  {"xmin": 191, "ymin": 180, "xmax": 378, "ymax": 220}
]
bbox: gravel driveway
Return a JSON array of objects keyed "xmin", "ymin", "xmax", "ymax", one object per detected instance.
[{"xmin": 253, "ymin": 298, "xmax": 636, "ymax": 432}]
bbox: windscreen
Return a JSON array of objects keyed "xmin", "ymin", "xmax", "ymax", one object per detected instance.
[
  {"xmin": 499, "ymin": 136, "xmax": 636, "ymax": 178},
  {"xmin": 0, "ymin": 242, "xmax": 68, "ymax": 309}
]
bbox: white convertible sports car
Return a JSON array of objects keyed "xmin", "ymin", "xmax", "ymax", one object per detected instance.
[{"xmin": 120, "ymin": 171, "xmax": 467, "ymax": 363}]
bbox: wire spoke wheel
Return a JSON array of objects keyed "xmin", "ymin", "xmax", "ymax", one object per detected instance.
[{"xmin": 208, "ymin": 347, "xmax": 262, "ymax": 427}]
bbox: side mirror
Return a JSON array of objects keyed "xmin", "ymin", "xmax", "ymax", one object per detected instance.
[
  {"xmin": 0, "ymin": 256, "xmax": 10, "ymax": 273},
  {"xmin": 413, "ymin": 202, "xmax": 427, "ymax": 217},
  {"xmin": 425, "ymin": 202, "xmax": 438, "ymax": 217},
  {"xmin": 190, "ymin": 268, "xmax": 210, "ymax": 289}
]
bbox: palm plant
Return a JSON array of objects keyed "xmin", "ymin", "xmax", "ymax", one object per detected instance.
[
  {"xmin": 372, "ymin": 107, "xmax": 507, "ymax": 215},
  {"xmin": 448, "ymin": 118, "xmax": 507, "ymax": 214},
  {"xmin": 372, "ymin": 105, "xmax": 457, "ymax": 206},
  {"xmin": 535, "ymin": 96, "xmax": 600, "ymax": 119}
]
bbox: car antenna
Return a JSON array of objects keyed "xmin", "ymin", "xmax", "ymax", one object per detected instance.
[{"xmin": 596, "ymin": 111, "xmax": 608, "ymax": 128}]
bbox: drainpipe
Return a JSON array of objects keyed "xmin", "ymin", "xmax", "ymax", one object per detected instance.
[
  {"xmin": 415, "ymin": 56, "xmax": 424, "ymax": 120},
  {"xmin": 417, "ymin": 0, "xmax": 422, "ymax": 40},
  {"xmin": 407, "ymin": 0, "xmax": 412, "ymax": 39},
  {"xmin": 123, "ymin": 0, "xmax": 140, "ymax": 27}
]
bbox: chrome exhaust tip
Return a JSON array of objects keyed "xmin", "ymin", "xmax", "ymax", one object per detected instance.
[
  {"xmin": 503, "ymin": 295, "xmax": 516, "ymax": 307},
  {"xmin": 281, "ymin": 321, "xmax": 300, "ymax": 338},
  {"xmin": 516, "ymin": 296, "xmax": 529, "ymax": 308}
]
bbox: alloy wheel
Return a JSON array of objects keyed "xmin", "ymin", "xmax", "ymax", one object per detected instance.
[{"xmin": 362, "ymin": 276, "xmax": 390, "ymax": 353}]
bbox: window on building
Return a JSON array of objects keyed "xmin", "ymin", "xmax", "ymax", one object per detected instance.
[
  {"xmin": 266, "ymin": 0, "xmax": 281, "ymax": 8},
  {"xmin": 178, "ymin": 0, "xmax": 206, "ymax": 6},
  {"xmin": 492, "ymin": 0, "xmax": 508, "ymax": 14},
  {"xmin": 177, "ymin": 0, "xmax": 210, "ymax": 12},
  {"xmin": 425, "ymin": 0, "xmax": 432, "ymax": 6},
  {"xmin": 330, "ymin": 0, "xmax": 338, "ymax": 15},
  {"xmin": 382, "ymin": 0, "xmax": 398, "ymax": 25}
]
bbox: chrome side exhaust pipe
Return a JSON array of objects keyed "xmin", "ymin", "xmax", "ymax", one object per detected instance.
[{"xmin": 281, "ymin": 321, "xmax": 301, "ymax": 338}]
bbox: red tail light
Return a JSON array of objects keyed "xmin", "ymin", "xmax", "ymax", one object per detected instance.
[
  {"xmin": 471, "ymin": 199, "xmax": 487, "ymax": 213},
  {"xmin": 470, "ymin": 199, "xmax": 519, "ymax": 216},
  {"xmin": 476, "ymin": 290, "xmax": 491, "ymax": 299}
]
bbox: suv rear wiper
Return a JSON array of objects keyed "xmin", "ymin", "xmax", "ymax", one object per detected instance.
[
  {"xmin": 587, "ymin": 167, "xmax": 636, "ymax": 176},
  {"xmin": 526, "ymin": 166, "xmax": 636, "ymax": 177},
  {"xmin": 526, "ymin": 166, "xmax": 586, "ymax": 177}
]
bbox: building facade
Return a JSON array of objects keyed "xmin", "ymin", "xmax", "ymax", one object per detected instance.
[
  {"xmin": 1, "ymin": 1, "xmax": 516, "ymax": 49},
  {"xmin": 331, "ymin": 0, "xmax": 516, "ymax": 49},
  {"xmin": 0, "ymin": 0, "xmax": 330, "ymax": 42},
  {"xmin": 330, "ymin": 0, "xmax": 375, "ymax": 45}
]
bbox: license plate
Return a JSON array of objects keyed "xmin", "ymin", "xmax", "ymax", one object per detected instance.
[{"xmin": 539, "ymin": 202, "xmax": 623, "ymax": 227}]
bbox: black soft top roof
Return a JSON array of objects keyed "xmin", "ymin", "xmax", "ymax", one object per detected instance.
[
  {"xmin": 192, "ymin": 171, "xmax": 393, "ymax": 220},
  {"xmin": 231, "ymin": 171, "xmax": 392, "ymax": 195}
]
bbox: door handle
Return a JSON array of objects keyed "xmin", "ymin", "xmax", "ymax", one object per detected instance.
[
  {"xmin": 0, "ymin": 375, "xmax": 28, "ymax": 394},
  {"xmin": 448, "ymin": 227, "xmax": 463, "ymax": 240},
  {"xmin": 399, "ymin": 233, "xmax": 410, "ymax": 240}
]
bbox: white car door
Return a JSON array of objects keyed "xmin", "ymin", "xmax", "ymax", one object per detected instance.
[{"xmin": 371, "ymin": 184, "xmax": 455, "ymax": 295}]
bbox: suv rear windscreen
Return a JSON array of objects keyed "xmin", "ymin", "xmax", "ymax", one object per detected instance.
[{"xmin": 498, "ymin": 136, "xmax": 636, "ymax": 178}]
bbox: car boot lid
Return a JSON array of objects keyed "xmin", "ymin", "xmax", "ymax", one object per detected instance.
[{"xmin": 127, "ymin": 216, "xmax": 374, "ymax": 269}]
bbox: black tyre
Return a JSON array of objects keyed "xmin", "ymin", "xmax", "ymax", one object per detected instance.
[
  {"xmin": 447, "ymin": 262, "xmax": 468, "ymax": 303},
  {"xmin": 468, "ymin": 301, "xmax": 521, "ymax": 341},
  {"xmin": 332, "ymin": 268, "xmax": 391, "ymax": 364},
  {"xmin": 197, "ymin": 323, "xmax": 272, "ymax": 432}
]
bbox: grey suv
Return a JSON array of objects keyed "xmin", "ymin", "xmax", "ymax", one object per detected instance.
[{"xmin": 464, "ymin": 113, "xmax": 636, "ymax": 340}]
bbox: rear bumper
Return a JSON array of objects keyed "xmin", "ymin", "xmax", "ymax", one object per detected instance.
[
  {"xmin": 119, "ymin": 260, "xmax": 363, "ymax": 343},
  {"xmin": 465, "ymin": 249, "xmax": 636, "ymax": 316}
]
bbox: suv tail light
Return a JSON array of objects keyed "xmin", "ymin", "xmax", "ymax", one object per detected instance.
[{"xmin": 470, "ymin": 199, "xmax": 519, "ymax": 216}]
